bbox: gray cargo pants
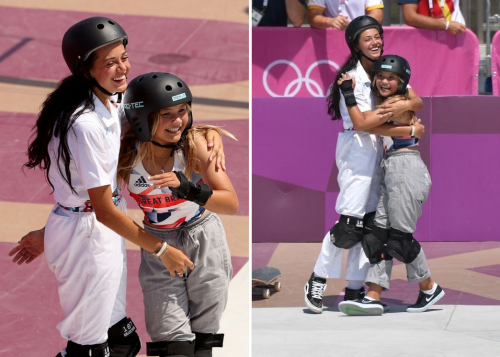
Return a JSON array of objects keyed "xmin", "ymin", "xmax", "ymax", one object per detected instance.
[
  {"xmin": 365, "ymin": 151, "xmax": 432, "ymax": 289},
  {"xmin": 139, "ymin": 212, "xmax": 232, "ymax": 342}
]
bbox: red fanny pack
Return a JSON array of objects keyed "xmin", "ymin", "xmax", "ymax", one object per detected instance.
[{"xmin": 417, "ymin": 0, "xmax": 454, "ymax": 19}]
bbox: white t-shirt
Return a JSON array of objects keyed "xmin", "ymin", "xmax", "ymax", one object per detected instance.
[
  {"xmin": 339, "ymin": 61, "xmax": 374, "ymax": 130},
  {"xmin": 308, "ymin": 0, "xmax": 384, "ymax": 20},
  {"xmin": 48, "ymin": 93, "xmax": 121, "ymax": 208}
]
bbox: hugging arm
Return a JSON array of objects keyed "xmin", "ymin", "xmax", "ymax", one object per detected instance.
[
  {"xmin": 150, "ymin": 135, "xmax": 239, "ymax": 215},
  {"xmin": 369, "ymin": 119, "xmax": 425, "ymax": 138},
  {"xmin": 377, "ymin": 89, "xmax": 423, "ymax": 121},
  {"xmin": 338, "ymin": 74, "xmax": 392, "ymax": 131}
]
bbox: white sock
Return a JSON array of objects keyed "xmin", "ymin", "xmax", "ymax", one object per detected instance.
[
  {"xmin": 422, "ymin": 282, "xmax": 437, "ymax": 294},
  {"xmin": 364, "ymin": 296, "xmax": 376, "ymax": 301},
  {"xmin": 347, "ymin": 280, "xmax": 364, "ymax": 290}
]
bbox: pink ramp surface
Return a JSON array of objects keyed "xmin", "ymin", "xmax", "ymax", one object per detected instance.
[
  {"xmin": 0, "ymin": 6, "xmax": 248, "ymax": 85},
  {"xmin": 0, "ymin": 242, "xmax": 247, "ymax": 356}
]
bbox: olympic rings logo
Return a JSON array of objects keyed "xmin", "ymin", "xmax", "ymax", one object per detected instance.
[{"xmin": 262, "ymin": 60, "xmax": 340, "ymax": 97}]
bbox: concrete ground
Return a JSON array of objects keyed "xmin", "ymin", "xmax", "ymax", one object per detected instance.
[
  {"xmin": 252, "ymin": 242, "xmax": 500, "ymax": 357},
  {"xmin": 0, "ymin": 1, "xmax": 249, "ymax": 356}
]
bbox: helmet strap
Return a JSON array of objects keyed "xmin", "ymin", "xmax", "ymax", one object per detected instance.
[
  {"xmin": 93, "ymin": 80, "xmax": 115, "ymax": 97},
  {"xmin": 150, "ymin": 140, "xmax": 175, "ymax": 149},
  {"xmin": 150, "ymin": 134, "xmax": 188, "ymax": 157},
  {"xmin": 359, "ymin": 51, "xmax": 377, "ymax": 63}
]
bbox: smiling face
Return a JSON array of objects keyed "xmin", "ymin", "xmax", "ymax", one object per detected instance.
[
  {"xmin": 151, "ymin": 104, "xmax": 189, "ymax": 145},
  {"xmin": 356, "ymin": 28, "xmax": 383, "ymax": 61},
  {"xmin": 375, "ymin": 70, "xmax": 400, "ymax": 97},
  {"xmin": 88, "ymin": 41, "xmax": 130, "ymax": 95}
]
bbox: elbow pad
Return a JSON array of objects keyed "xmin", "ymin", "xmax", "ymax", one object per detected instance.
[
  {"xmin": 169, "ymin": 171, "xmax": 213, "ymax": 206},
  {"xmin": 339, "ymin": 80, "xmax": 357, "ymax": 107}
]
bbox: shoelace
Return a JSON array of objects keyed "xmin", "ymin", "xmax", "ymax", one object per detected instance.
[{"xmin": 310, "ymin": 280, "xmax": 327, "ymax": 299}]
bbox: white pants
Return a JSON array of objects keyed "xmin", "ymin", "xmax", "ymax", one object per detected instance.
[
  {"xmin": 314, "ymin": 131, "xmax": 383, "ymax": 280},
  {"xmin": 313, "ymin": 232, "xmax": 370, "ymax": 279},
  {"xmin": 44, "ymin": 200, "xmax": 128, "ymax": 345},
  {"xmin": 335, "ymin": 131, "xmax": 383, "ymax": 217}
]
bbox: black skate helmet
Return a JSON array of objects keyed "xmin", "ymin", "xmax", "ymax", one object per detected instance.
[
  {"xmin": 371, "ymin": 54, "xmax": 411, "ymax": 96},
  {"xmin": 123, "ymin": 72, "xmax": 193, "ymax": 152},
  {"xmin": 62, "ymin": 17, "xmax": 128, "ymax": 74},
  {"xmin": 345, "ymin": 16, "xmax": 383, "ymax": 60}
]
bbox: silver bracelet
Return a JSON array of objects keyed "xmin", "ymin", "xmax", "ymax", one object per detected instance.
[
  {"xmin": 153, "ymin": 241, "xmax": 168, "ymax": 257},
  {"xmin": 410, "ymin": 125, "xmax": 415, "ymax": 137}
]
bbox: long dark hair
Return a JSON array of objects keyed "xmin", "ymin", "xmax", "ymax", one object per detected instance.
[
  {"xmin": 327, "ymin": 54, "xmax": 360, "ymax": 120},
  {"xmin": 23, "ymin": 53, "xmax": 98, "ymax": 193}
]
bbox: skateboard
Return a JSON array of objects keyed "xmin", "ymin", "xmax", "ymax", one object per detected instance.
[{"xmin": 252, "ymin": 267, "xmax": 282, "ymax": 299}]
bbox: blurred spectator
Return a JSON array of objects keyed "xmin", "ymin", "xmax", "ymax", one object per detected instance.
[
  {"xmin": 308, "ymin": 0, "xmax": 383, "ymax": 30},
  {"xmin": 252, "ymin": 0, "xmax": 307, "ymax": 27},
  {"xmin": 399, "ymin": 0, "xmax": 466, "ymax": 36}
]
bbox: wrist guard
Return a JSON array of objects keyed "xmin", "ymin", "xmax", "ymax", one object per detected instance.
[
  {"xmin": 169, "ymin": 171, "xmax": 213, "ymax": 206},
  {"xmin": 339, "ymin": 80, "xmax": 357, "ymax": 107}
]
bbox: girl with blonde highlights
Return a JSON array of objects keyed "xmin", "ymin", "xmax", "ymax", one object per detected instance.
[{"xmin": 117, "ymin": 72, "xmax": 238, "ymax": 357}]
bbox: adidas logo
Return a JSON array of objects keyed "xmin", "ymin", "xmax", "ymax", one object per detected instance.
[{"xmin": 134, "ymin": 176, "xmax": 149, "ymax": 187}]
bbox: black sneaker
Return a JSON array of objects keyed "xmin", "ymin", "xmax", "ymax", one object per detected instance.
[
  {"xmin": 344, "ymin": 286, "xmax": 389, "ymax": 312},
  {"xmin": 304, "ymin": 273, "xmax": 327, "ymax": 313},
  {"xmin": 406, "ymin": 284, "xmax": 445, "ymax": 313},
  {"xmin": 339, "ymin": 298, "xmax": 384, "ymax": 316},
  {"xmin": 344, "ymin": 287, "xmax": 366, "ymax": 301}
]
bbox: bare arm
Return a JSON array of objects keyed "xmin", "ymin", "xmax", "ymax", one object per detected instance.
[
  {"xmin": 366, "ymin": 8, "xmax": 383, "ymax": 24},
  {"xmin": 204, "ymin": 129, "xmax": 226, "ymax": 171},
  {"xmin": 285, "ymin": 0, "xmax": 306, "ymax": 27},
  {"xmin": 401, "ymin": 4, "xmax": 465, "ymax": 35},
  {"xmin": 347, "ymin": 105, "xmax": 392, "ymax": 131},
  {"xmin": 9, "ymin": 228, "xmax": 45, "ymax": 264},
  {"xmin": 9, "ymin": 194, "xmax": 195, "ymax": 275},
  {"xmin": 194, "ymin": 136, "xmax": 239, "ymax": 214},
  {"xmin": 369, "ymin": 119, "xmax": 425, "ymax": 138},
  {"xmin": 338, "ymin": 74, "xmax": 391, "ymax": 131},
  {"xmin": 377, "ymin": 89, "xmax": 423, "ymax": 121},
  {"xmin": 89, "ymin": 185, "xmax": 194, "ymax": 276},
  {"xmin": 308, "ymin": 8, "xmax": 349, "ymax": 30}
]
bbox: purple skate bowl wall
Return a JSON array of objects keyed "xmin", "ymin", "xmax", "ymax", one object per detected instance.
[
  {"xmin": 253, "ymin": 27, "xmax": 479, "ymax": 98},
  {"xmin": 252, "ymin": 96, "xmax": 500, "ymax": 243}
]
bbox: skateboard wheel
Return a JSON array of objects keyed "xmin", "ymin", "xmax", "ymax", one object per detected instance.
[
  {"xmin": 274, "ymin": 282, "xmax": 281, "ymax": 292},
  {"xmin": 263, "ymin": 289, "xmax": 270, "ymax": 299}
]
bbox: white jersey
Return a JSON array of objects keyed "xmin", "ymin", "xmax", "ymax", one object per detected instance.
[
  {"xmin": 128, "ymin": 151, "xmax": 205, "ymax": 228},
  {"xmin": 308, "ymin": 0, "xmax": 384, "ymax": 20},
  {"xmin": 48, "ymin": 92, "xmax": 121, "ymax": 208}
]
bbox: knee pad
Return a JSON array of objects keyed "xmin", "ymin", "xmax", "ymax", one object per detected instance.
[
  {"xmin": 386, "ymin": 229, "xmax": 421, "ymax": 264},
  {"xmin": 361, "ymin": 226, "xmax": 389, "ymax": 264},
  {"xmin": 362, "ymin": 211, "xmax": 376, "ymax": 235},
  {"xmin": 108, "ymin": 317, "xmax": 141, "ymax": 357},
  {"xmin": 66, "ymin": 340, "xmax": 109, "ymax": 357},
  {"xmin": 146, "ymin": 340, "xmax": 195, "ymax": 357},
  {"xmin": 329, "ymin": 215, "xmax": 364, "ymax": 249},
  {"xmin": 194, "ymin": 332, "xmax": 224, "ymax": 352}
]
